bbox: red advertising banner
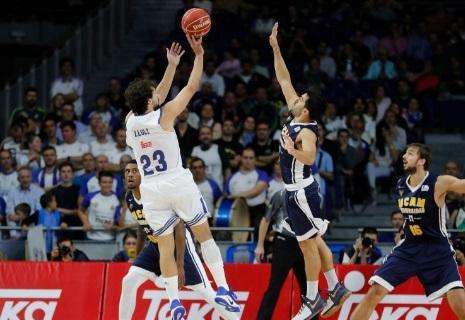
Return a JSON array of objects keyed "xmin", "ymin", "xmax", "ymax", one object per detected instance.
[
  {"xmin": 0, "ymin": 262, "xmax": 106, "ymax": 320},
  {"xmin": 102, "ymin": 263, "xmax": 294, "ymax": 320}
]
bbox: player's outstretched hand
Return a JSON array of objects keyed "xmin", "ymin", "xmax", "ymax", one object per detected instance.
[
  {"xmin": 269, "ymin": 22, "xmax": 279, "ymax": 49},
  {"xmin": 166, "ymin": 42, "xmax": 185, "ymax": 66},
  {"xmin": 186, "ymin": 34, "xmax": 204, "ymax": 56}
]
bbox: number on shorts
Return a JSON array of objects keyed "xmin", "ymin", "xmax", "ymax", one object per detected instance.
[
  {"xmin": 409, "ymin": 224, "xmax": 423, "ymax": 236},
  {"xmin": 139, "ymin": 150, "xmax": 167, "ymax": 176}
]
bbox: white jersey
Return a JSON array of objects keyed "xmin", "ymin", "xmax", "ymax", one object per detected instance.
[{"xmin": 126, "ymin": 110, "xmax": 183, "ymax": 180}]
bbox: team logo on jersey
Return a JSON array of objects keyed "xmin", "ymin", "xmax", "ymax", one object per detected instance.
[
  {"xmin": 140, "ymin": 141, "xmax": 152, "ymax": 149},
  {"xmin": 421, "ymin": 185, "xmax": 429, "ymax": 192},
  {"xmin": 399, "ymin": 190, "xmax": 404, "ymax": 196},
  {"xmin": 294, "ymin": 126, "xmax": 301, "ymax": 133}
]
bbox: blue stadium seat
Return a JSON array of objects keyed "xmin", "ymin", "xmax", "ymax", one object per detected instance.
[{"xmin": 226, "ymin": 243, "xmax": 256, "ymax": 263}]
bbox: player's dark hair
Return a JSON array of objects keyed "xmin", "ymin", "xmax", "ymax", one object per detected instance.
[
  {"xmin": 124, "ymin": 79, "xmax": 156, "ymax": 115},
  {"xmin": 14, "ymin": 203, "xmax": 31, "ymax": 216},
  {"xmin": 189, "ymin": 156, "xmax": 206, "ymax": 168},
  {"xmin": 407, "ymin": 143, "xmax": 431, "ymax": 170},
  {"xmin": 41, "ymin": 145, "xmax": 56, "ymax": 154},
  {"xmin": 390, "ymin": 210, "xmax": 402, "ymax": 219},
  {"xmin": 361, "ymin": 227, "xmax": 378, "ymax": 236},
  {"xmin": 59, "ymin": 161, "xmax": 74, "ymax": 172},
  {"xmin": 127, "ymin": 159, "xmax": 137, "ymax": 166},
  {"xmin": 123, "ymin": 230, "xmax": 137, "ymax": 244},
  {"xmin": 40, "ymin": 191, "xmax": 55, "ymax": 209},
  {"xmin": 60, "ymin": 120, "xmax": 76, "ymax": 131},
  {"xmin": 305, "ymin": 91, "xmax": 325, "ymax": 120},
  {"xmin": 98, "ymin": 170, "xmax": 114, "ymax": 181}
]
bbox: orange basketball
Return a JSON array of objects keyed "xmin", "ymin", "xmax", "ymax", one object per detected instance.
[{"xmin": 181, "ymin": 8, "xmax": 211, "ymax": 37}]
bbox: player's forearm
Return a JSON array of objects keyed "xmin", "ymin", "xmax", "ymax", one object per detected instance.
[
  {"xmin": 155, "ymin": 63, "xmax": 177, "ymax": 104},
  {"xmin": 186, "ymin": 54, "xmax": 203, "ymax": 93},
  {"xmin": 451, "ymin": 179, "xmax": 465, "ymax": 194},
  {"xmin": 272, "ymin": 46, "xmax": 291, "ymax": 85},
  {"xmin": 257, "ymin": 218, "xmax": 270, "ymax": 248},
  {"xmin": 288, "ymin": 148, "xmax": 316, "ymax": 166},
  {"xmin": 77, "ymin": 210, "xmax": 90, "ymax": 225}
]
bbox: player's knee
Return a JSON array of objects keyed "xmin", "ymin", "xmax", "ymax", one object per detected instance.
[{"xmin": 368, "ymin": 284, "xmax": 388, "ymax": 301}]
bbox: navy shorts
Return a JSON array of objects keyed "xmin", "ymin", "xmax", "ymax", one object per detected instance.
[
  {"xmin": 133, "ymin": 230, "xmax": 207, "ymax": 287},
  {"xmin": 370, "ymin": 240, "xmax": 463, "ymax": 300},
  {"xmin": 284, "ymin": 181, "xmax": 329, "ymax": 241}
]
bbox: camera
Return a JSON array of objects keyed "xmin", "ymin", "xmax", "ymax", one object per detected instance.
[
  {"xmin": 59, "ymin": 245, "xmax": 72, "ymax": 257},
  {"xmin": 362, "ymin": 237, "xmax": 374, "ymax": 249}
]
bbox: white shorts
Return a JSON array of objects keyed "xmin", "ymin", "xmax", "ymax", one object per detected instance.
[{"xmin": 140, "ymin": 169, "xmax": 209, "ymax": 236}]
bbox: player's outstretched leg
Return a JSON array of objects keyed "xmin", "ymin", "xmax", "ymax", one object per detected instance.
[
  {"xmin": 190, "ymin": 221, "xmax": 240, "ymax": 313},
  {"xmin": 292, "ymin": 237, "xmax": 325, "ymax": 320},
  {"xmin": 316, "ymin": 237, "xmax": 350, "ymax": 318},
  {"xmin": 447, "ymin": 288, "xmax": 465, "ymax": 320},
  {"xmin": 119, "ymin": 267, "xmax": 151, "ymax": 320},
  {"xmin": 350, "ymin": 284, "xmax": 388, "ymax": 320},
  {"xmin": 158, "ymin": 233, "xmax": 186, "ymax": 320}
]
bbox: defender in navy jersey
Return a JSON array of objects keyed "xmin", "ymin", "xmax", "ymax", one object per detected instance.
[
  {"xmin": 118, "ymin": 160, "xmax": 238, "ymax": 320},
  {"xmin": 351, "ymin": 143, "xmax": 465, "ymax": 320},
  {"xmin": 270, "ymin": 23, "xmax": 349, "ymax": 320}
]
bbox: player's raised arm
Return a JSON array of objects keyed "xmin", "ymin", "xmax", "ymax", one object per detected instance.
[
  {"xmin": 269, "ymin": 22, "xmax": 299, "ymax": 109},
  {"xmin": 282, "ymin": 128, "xmax": 317, "ymax": 165},
  {"xmin": 160, "ymin": 35, "xmax": 204, "ymax": 130},
  {"xmin": 155, "ymin": 42, "xmax": 185, "ymax": 105},
  {"xmin": 435, "ymin": 175, "xmax": 465, "ymax": 204}
]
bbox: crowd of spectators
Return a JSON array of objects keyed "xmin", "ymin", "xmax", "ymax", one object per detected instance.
[{"xmin": 1, "ymin": 0, "xmax": 465, "ymax": 260}]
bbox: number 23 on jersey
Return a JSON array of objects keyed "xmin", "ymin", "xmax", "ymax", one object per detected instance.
[{"xmin": 140, "ymin": 150, "xmax": 167, "ymax": 176}]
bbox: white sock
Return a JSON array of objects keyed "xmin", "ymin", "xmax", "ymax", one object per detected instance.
[
  {"xmin": 201, "ymin": 239, "xmax": 229, "ymax": 290},
  {"xmin": 324, "ymin": 269, "xmax": 339, "ymax": 291},
  {"xmin": 119, "ymin": 269, "xmax": 149, "ymax": 320},
  {"xmin": 163, "ymin": 275, "xmax": 180, "ymax": 303},
  {"xmin": 306, "ymin": 281, "xmax": 318, "ymax": 300}
]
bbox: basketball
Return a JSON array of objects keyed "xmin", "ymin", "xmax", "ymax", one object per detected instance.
[{"xmin": 181, "ymin": 8, "xmax": 211, "ymax": 37}]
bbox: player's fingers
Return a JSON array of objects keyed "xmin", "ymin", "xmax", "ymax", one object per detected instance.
[
  {"xmin": 170, "ymin": 42, "xmax": 175, "ymax": 52},
  {"xmin": 174, "ymin": 42, "xmax": 180, "ymax": 53},
  {"xmin": 185, "ymin": 33, "xmax": 193, "ymax": 45},
  {"xmin": 179, "ymin": 50, "xmax": 185, "ymax": 57}
]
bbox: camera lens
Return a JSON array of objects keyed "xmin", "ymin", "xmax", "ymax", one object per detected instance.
[{"xmin": 362, "ymin": 237, "xmax": 374, "ymax": 248}]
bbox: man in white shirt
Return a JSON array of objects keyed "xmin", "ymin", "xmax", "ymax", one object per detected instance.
[
  {"xmin": 108, "ymin": 128, "xmax": 133, "ymax": 165},
  {"xmin": 267, "ymin": 159, "xmax": 284, "ymax": 203},
  {"xmin": 78, "ymin": 171, "xmax": 121, "ymax": 241},
  {"xmin": 56, "ymin": 121, "xmax": 90, "ymax": 166},
  {"xmin": 201, "ymin": 61, "xmax": 225, "ymax": 97},
  {"xmin": 33, "ymin": 146, "xmax": 60, "ymax": 191},
  {"xmin": 0, "ymin": 149, "xmax": 19, "ymax": 197},
  {"xmin": 50, "ymin": 58, "xmax": 84, "ymax": 116},
  {"xmin": 189, "ymin": 157, "xmax": 222, "ymax": 214},
  {"xmin": 81, "ymin": 154, "xmax": 122, "ymax": 197},
  {"xmin": 191, "ymin": 126, "xmax": 223, "ymax": 187},
  {"xmin": 89, "ymin": 122, "xmax": 116, "ymax": 157}
]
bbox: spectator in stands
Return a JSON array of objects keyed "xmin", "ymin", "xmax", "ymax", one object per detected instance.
[
  {"xmin": 238, "ymin": 116, "xmax": 256, "ymax": 147},
  {"xmin": 1, "ymin": 121, "xmax": 25, "ymax": 157},
  {"xmin": 248, "ymin": 121, "xmax": 279, "ymax": 175},
  {"xmin": 41, "ymin": 116, "xmax": 61, "ymax": 147},
  {"xmin": 9, "ymin": 87, "xmax": 46, "ymax": 124},
  {"xmin": 51, "ymin": 57, "xmax": 84, "ymax": 116},
  {"xmin": 225, "ymin": 148, "xmax": 268, "ymax": 234},
  {"xmin": 81, "ymin": 154, "xmax": 122, "ymax": 197},
  {"xmin": 444, "ymin": 161, "xmax": 464, "ymax": 228},
  {"xmin": 196, "ymin": 102, "xmax": 222, "ymax": 139},
  {"xmin": 0, "ymin": 149, "xmax": 19, "ymax": 197},
  {"xmin": 250, "ymin": 87, "xmax": 277, "ymax": 130},
  {"xmin": 78, "ymin": 112, "xmax": 105, "ymax": 143},
  {"xmin": 215, "ymin": 118, "xmax": 243, "ymax": 177},
  {"xmin": 364, "ymin": 47, "xmax": 397, "ymax": 80},
  {"xmin": 74, "ymin": 153, "xmax": 95, "ymax": 188},
  {"xmin": 112, "ymin": 231, "xmax": 138, "ymax": 262},
  {"xmin": 9, "ymin": 203, "xmax": 31, "ymax": 239},
  {"xmin": 79, "ymin": 171, "xmax": 121, "ymax": 241},
  {"xmin": 379, "ymin": 210, "xmax": 404, "ymax": 244},
  {"xmin": 338, "ymin": 43, "xmax": 363, "ymax": 81},
  {"xmin": 316, "ymin": 124, "xmax": 334, "ymax": 215},
  {"xmin": 318, "ymin": 42, "xmax": 337, "ymax": 79},
  {"xmin": 107, "ymin": 77, "xmax": 127, "ymax": 115},
  {"xmin": 49, "ymin": 93, "xmax": 65, "ymax": 117},
  {"xmin": 16, "ymin": 134, "xmax": 43, "ymax": 169},
  {"xmin": 216, "ymin": 51, "xmax": 241, "ymax": 79},
  {"xmin": 5, "ymin": 166, "xmax": 43, "ymax": 215},
  {"xmin": 51, "ymin": 237, "xmax": 89, "ymax": 262},
  {"xmin": 382, "ymin": 109, "xmax": 407, "ymax": 151},
  {"xmin": 33, "ymin": 146, "xmax": 60, "ymax": 191},
  {"xmin": 403, "ymin": 98, "xmax": 424, "ymax": 143},
  {"xmin": 342, "ymin": 227, "xmax": 383, "ymax": 264},
  {"xmin": 250, "ymin": 49, "xmax": 270, "ymax": 79},
  {"xmin": 251, "ymin": 7, "xmax": 275, "ymax": 36},
  {"xmin": 54, "ymin": 162, "xmax": 83, "ymax": 239},
  {"xmin": 219, "ymin": 91, "xmax": 244, "ymax": 124},
  {"xmin": 201, "ymin": 61, "xmax": 225, "ymax": 97},
  {"xmin": 322, "ymin": 102, "xmax": 344, "ymax": 140},
  {"xmin": 189, "ymin": 157, "xmax": 221, "ymax": 214},
  {"xmin": 191, "ymin": 83, "xmax": 219, "ymax": 113},
  {"xmin": 266, "ymin": 159, "xmax": 284, "ymax": 203},
  {"xmin": 175, "ymin": 109, "xmax": 199, "ymax": 164},
  {"xmin": 373, "ymin": 84, "xmax": 392, "ymax": 123},
  {"xmin": 407, "ymin": 24, "xmax": 432, "ymax": 61},
  {"xmin": 108, "ymin": 127, "xmax": 132, "ymax": 166},
  {"xmin": 334, "ymin": 129, "xmax": 358, "ymax": 209},
  {"xmin": 191, "ymin": 126, "xmax": 223, "ymax": 187},
  {"xmin": 82, "ymin": 93, "xmax": 118, "ymax": 128},
  {"xmin": 57, "ymin": 103, "xmax": 88, "ymax": 140},
  {"xmin": 89, "ymin": 122, "xmax": 116, "ymax": 157},
  {"xmin": 56, "ymin": 121, "xmax": 89, "ymax": 166}
]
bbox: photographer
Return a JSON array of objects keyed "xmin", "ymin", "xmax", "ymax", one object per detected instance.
[
  {"xmin": 342, "ymin": 227, "xmax": 383, "ymax": 265},
  {"xmin": 51, "ymin": 237, "xmax": 89, "ymax": 262},
  {"xmin": 452, "ymin": 238, "xmax": 465, "ymax": 266}
]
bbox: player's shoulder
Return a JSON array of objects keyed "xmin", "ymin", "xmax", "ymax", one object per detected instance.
[{"xmin": 125, "ymin": 190, "xmax": 134, "ymax": 203}]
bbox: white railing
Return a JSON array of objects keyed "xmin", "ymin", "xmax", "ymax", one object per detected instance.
[{"xmin": 0, "ymin": 0, "xmax": 130, "ymax": 137}]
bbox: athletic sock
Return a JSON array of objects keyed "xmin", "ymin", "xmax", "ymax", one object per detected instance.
[
  {"xmin": 201, "ymin": 239, "xmax": 229, "ymax": 291},
  {"xmin": 164, "ymin": 275, "xmax": 180, "ymax": 303},
  {"xmin": 306, "ymin": 281, "xmax": 319, "ymax": 300},
  {"xmin": 324, "ymin": 269, "xmax": 339, "ymax": 291}
]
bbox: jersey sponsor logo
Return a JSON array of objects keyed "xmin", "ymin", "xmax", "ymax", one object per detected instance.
[
  {"xmin": 398, "ymin": 196, "xmax": 426, "ymax": 214},
  {"xmin": 141, "ymin": 289, "xmax": 248, "ymax": 320},
  {"xmin": 0, "ymin": 289, "xmax": 61, "ymax": 320},
  {"xmin": 140, "ymin": 140, "xmax": 152, "ymax": 149},
  {"xmin": 421, "ymin": 185, "xmax": 429, "ymax": 192},
  {"xmin": 134, "ymin": 128, "xmax": 150, "ymax": 137}
]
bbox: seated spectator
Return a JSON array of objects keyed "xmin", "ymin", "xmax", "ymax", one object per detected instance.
[
  {"xmin": 56, "ymin": 121, "xmax": 90, "ymax": 166},
  {"xmin": 322, "ymin": 102, "xmax": 345, "ymax": 140},
  {"xmin": 74, "ymin": 153, "xmax": 95, "ymax": 188},
  {"xmin": 1, "ymin": 121, "xmax": 25, "ymax": 157},
  {"xmin": 172, "ymin": 109, "xmax": 197, "ymax": 164},
  {"xmin": 41, "ymin": 116, "xmax": 61, "ymax": 147},
  {"xmin": 33, "ymin": 146, "xmax": 60, "ymax": 191},
  {"xmin": 338, "ymin": 43, "xmax": 364, "ymax": 80},
  {"xmin": 266, "ymin": 159, "xmax": 284, "ymax": 203},
  {"xmin": 342, "ymin": 227, "xmax": 383, "ymax": 264},
  {"xmin": 201, "ymin": 61, "xmax": 225, "ymax": 97},
  {"xmin": 219, "ymin": 91, "xmax": 244, "ymax": 124},
  {"xmin": 51, "ymin": 237, "xmax": 89, "ymax": 261},
  {"xmin": 107, "ymin": 77, "xmax": 127, "ymax": 117},
  {"xmin": 316, "ymin": 124, "xmax": 334, "ymax": 215},
  {"xmin": 249, "ymin": 87, "xmax": 277, "ymax": 130},
  {"xmin": 49, "ymin": 93, "xmax": 65, "ymax": 117},
  {"xmin": 251, "ymin": 7, "xmax": 275, "ymax": 36},
  {"xmin": 215, "ymin": 118, "xmax": 243, "ymax": 177},
  {"xmin": 8, "ymin": 203, "xmax": 31, "ymax": 239},
  {"xmin": 16, "ymin": 134, "xmax": 43, "ymax": 169},
  {"xmin": 191, "ymin": 126, "xmax": 223, "ymax": 187},
  {"xmin": 79, "ymin": 171, "xmax": 121, "ymax": 241},
  {"xmin": 373, "ymin": 84, "xmax": 392, "ymax": 123},
  {"xmin": 250, "ymin": 49, "xmax": 270, "ymax": 79},
  {"xmin": 334, "ymin": 129, "xmax": 358, "ymax": 210},
  {"xmin": 53, "ymin": 162, "xmax": 83, "ymax": 239},
  {"xmin": 444, "ymin": 160, "xmax": 463, "ymax": 219},
  {"xmin": 378, "ymin": 210, "xmax": 404, "ymax": 244},
  {"xmin": 196, "ymin": 102, "xmax": 222, "ymax": 140},
  {"xmin": 189, "ymin": 157, "xmax": 221, "ymax": 214},
  {"xmin": 50, "ymin": 57, "xmax": 84, "ymax": 116},
  {"xmin": 403, "ymin": 98, "xmax": 424, "ymax": 143},
  {"xmin": 238, "ymin": 116, "xmax": 256, "ymax": 147},
  {"xmin": 379, "ymin": 23, "xmax": 407, "ymax": 57},
  {"xmin": 57, "ymin": 103, "xmax": 88, "ymax": 140},
  {"xmin": 364, "ymin": 47, "xmax": 397, "ymax": 80},
  {"xmin": 89, "ymin": 122, "xmax": 116, "ymax": 157},
  {"xmin": 82, "ymin": 93, "xmax": 118, "ymax": 128},
  {"xmin": 225, "ymin": 148, "xmax": 268, "ymax": 234},
  {"xmin": 108, "ymin": 127, "xmax": 133, "ymax": 166},
  {"xmin": 112, "ymin": 231, "xmax": 138, "ymax": 262},
  {"xmin": 353, "ymin": 98, "xmax": 376, "ymax": 144},
  {"xmin": 248, "ymin": 122, "xmax": 279, "ymax": 175},
  {"xmin": 191, "ymin": 83, "xmax": 220, "ymax": 114},
  {"xmin": 0, "ymin": 149, "xmax": 19, "ymax": 197},
  {"xmin": 318, "ymin": 42, "xmax": 337, "ymax": 79},
  {"xmin": 21, "ymin": 191, "xmax": 66, "ymax": 255},
  {"xmin": 9, "ymin": 87, "xmax": 46, "ymax": 125},
  {"xmin": 216, "ymin": 51, "xmax": 241, "ymax": 80},
  {"xmin": 380, "ymin": 109, "xmax": 407, "ymax": 151},
  {"xmin": 81, "ymin": 155, "xmax": 123, "ymax": 197}
]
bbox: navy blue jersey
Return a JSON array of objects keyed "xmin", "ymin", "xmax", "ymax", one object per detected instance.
[
  {"xmin": 279, "ymin": 120, "xmax": 319, "ymax": 185},
  {"xmin": 397, "ymin": 173, "xmax": 448, "ymax": 243},
  {"xmin": 125, "ymin": 191, "xmax": 157, "ymax": 243}
]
